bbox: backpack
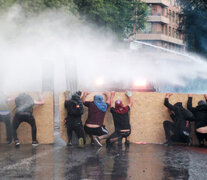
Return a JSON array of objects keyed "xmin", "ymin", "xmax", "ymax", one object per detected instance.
[
  {"xmin": 65, "ymin": 99, "xmax": 84, "ymax": 116},
  {"xmin": 15, "ymin": 93, "xmax": 34, "ymax": 113}
]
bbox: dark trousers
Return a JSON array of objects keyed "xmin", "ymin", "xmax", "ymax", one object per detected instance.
[
  {"xmin": 107, "ymin": 130, "xmax": 131, "ymax": 144},
  {"xmin": 13, "ymin": 112, "xmax": 37, "ymax": 141},
  {"xmin": 0, "ymin": 114, "xmax": 12, "ymax": 142},
  {"xmin": 66, "ymin": 121, "xmax": 85, "ymax": 143},
  {"xmin": 196, "ymin": 131, "xmax": 207, "ymax": 143},
  {"xmin": 163, "ymin": 121, "xmax": 189, "ymax": 143}
]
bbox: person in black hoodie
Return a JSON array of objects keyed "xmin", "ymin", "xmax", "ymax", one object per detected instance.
[
  {"xmin": 187, "ymin": 94, "xmax": 207, "ymax": 147},
  {"xmin": 163, "ymin": 93, "xmax": 192, "ymax": 146},
  {"xmin": 64, "ymin": 91, "xmax": 85, "ymax": 146}
]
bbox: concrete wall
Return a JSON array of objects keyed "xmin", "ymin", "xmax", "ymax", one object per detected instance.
[
  {"xmin": 59, "ymin": 92, "xmax": 205, "ymax": 145},
  {"xmin": 0, "ymin": 92, "xmax": 54, "ymax": 144}
]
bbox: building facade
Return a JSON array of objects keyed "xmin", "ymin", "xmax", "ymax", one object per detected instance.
[{"xmin": 135, "ymin": 0, "xmax": 184, "ymax": 51}]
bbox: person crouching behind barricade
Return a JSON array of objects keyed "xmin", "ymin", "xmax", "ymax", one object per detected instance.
[
  {"xmin": 187, "ymin": 94, "xmax": 207, "ymax": 147},
  {"xmin": 82, "ymin": 92, "xmax": 110, "ymax": 147},
  {"xmin": 13, "ymin": 92, "xmax": 44, "ymax": 147},
  {"xmin": 64, "ymin": 91, "xmax": 85, "ymax": 147},
  {"xmin": 0, "ymin": 93, "xmax": 13, "ymax": 144},
  {"xmin": 163, "ymin": 93, "xmax": 193, "ymax": 146},
  {"xmin": 106, "ymin": 91, "xmax": 133, "ymax": 147}
]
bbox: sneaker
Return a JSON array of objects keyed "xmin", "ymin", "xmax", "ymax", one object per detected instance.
[
  {"xmin": 15, "ymin": 140, "xmax": 20, "ymax": 147},
  {"xmin": 78, "ymin": 138, "xmax": 84, "ymax": 147},
  {"xmin": 199, "ymin": 140, "xmax": 204, "ymax": 147},
  {"xmin": 67, "ymin": 141, "xmax": 72, "ymax": 146},
  {"xmin": 7, "ymin": 140, "xmax": 12, "ymax": 145},
  {"xmin": 95, "ymin": 137, "xmax": 102, "ymax": 147},
  {"xmin": 32, "ymin": 140, "xmax": 39, "ymax": 146},
  {"xmin": 91, "ymin": 139, "xmax": 95, "ymax": 145}
]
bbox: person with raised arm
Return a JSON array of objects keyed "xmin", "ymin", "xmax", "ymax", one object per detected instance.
[
  {"xmin": 64, "ymin": 91, "xmax": 85, "ymax": 146},
  {"xmin": 13, "ymin": 92, "xmax": 44, "ymax": 147},
  {"xmin": 106, "ymin": 91, "xmax": 133, "ymax": 147},
  {"xmin": 82, "ymin": 91, "xmax": 110, "ymax": 147},
  {"xmin": 163, "ymin": 93, "xmax": 192, "ymax": 146},
  {"xmin": 187, "ymin": 94, "xmax": 207, "ymax": 147},
  {"xmin": 0, "ymin": 93, "xmax": 13, "ymax": 144}
]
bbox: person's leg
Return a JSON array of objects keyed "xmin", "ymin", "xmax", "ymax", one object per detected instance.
[
  {"xmin": 106, "ymin": 131, "xmax": 119, "ymax": 146},
  {"xmin": 26, "ymin": 114, "xmax": 37, "ymax": 143},
  {"xmin": 74, "ymin": 124, "xmax": 85, "ymax": 146},
  {"xmin": 163, "ymin": 121, "xmax": 176, "ymax": 143},
  {"xmin": 84, "ymin": 125, "xmax": 94, "ymax": 144},
  {"xmin": 12, "ymin": 114, "xmax": 22, "ymax": 141},
  {"xmin": 196, "ymin": 131, "xmax": 205, "ymax": 147},
  {"xmin": 3, "ymin": 114, "xmax": 12, "ymax": 143},
  {"xmin": 98, "ymin": 126, "xmax": 110, "ymax": 140},
  {"xmin": 66, "ymin": 122, "xmax": 73, "ymax": 145}
]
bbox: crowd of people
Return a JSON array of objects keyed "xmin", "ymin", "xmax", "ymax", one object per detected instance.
[{"xmin": 1, "ymin": 91, "xmax": 207, "ymax": 147}]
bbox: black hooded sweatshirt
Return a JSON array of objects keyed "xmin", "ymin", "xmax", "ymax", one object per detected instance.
[
  {"xmin": 65, "ymin": 94, "xmax": 84, "ymax": 124},
  {"xmin": 164, "ymin": 98, "xmax": 192, "ymax": 132},
  {"xmin": 187, "ymin": 97, "xmax": 207, "ymax": 129}
]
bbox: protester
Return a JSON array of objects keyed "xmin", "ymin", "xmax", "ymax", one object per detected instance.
[
  {"xmin": 82, "ymin": 92, "xmax": 110, "ymax": 147},
  {"xmin": 106, "ymin": 91, "xmax": 133, "ymax": 147},
  {"xmin": 187, "ymin": 94, "xmax": 207, "ymax": 147},
  {"xmin": 163, "ymin": 93, "xmax": 192, "ymax": 146},
  {"xmin": 0, "ymin": 93, "xmax": 13, "ymax": 144},
  {"xmin": 64, "ymin": 91, "xmax": 85, "ymax": 146},
  {"xmin": 13, "ymin": 92, "xmax": 44, "ymax": 146}
]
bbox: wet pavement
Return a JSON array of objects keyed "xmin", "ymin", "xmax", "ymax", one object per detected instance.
[{"xmin": 0, "ymin": 143, "xmax": 207, "ymax": 180}]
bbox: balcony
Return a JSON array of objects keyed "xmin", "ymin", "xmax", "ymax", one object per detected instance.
[
  {"xmin": 142, "ymin": 0, "xmax": 169, "ymax": 7},
  {"xmin": 136, "ymin": 34, "xmax": 184, "ymax": 45},
  {"xmin": 148, "ymin": 15, "xmax": 169, "ymax": 24}
]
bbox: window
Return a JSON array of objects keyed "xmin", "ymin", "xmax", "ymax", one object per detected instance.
[
  {"xmin": 169, "ymin": 27, "xmax": 171, "ymax": 36},
  {"xmin": 169, "ymin": 10, "xmax": 171, "ymax": 21},
  {"xmin": 147, "ymin": 4, "xmax": 152, "ymax": 15},
  {"xmin": 172, "ymin": 28, "xmax": 175, "ymax": 37},
  {"xmin": 165, "ymin": 25, "xmax": 168, "ymax": 35},
  {"xmin": 141, "ymin": 23, "xmax": 152, "ymax": 33},
  {"xmin": 173, "ymin": 11, "xmax": 175, "ymax": 22}
]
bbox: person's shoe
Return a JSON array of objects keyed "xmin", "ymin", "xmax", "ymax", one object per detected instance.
[
  {"xmin": 163, "ymin": 141, "xmax": 172, "ymax": 146},
  {"xmin": 7, "ymin": 139, "xmax": 12, "ymax": 145},
  {"xmin": 78, "ymin": 138, "xmax": 84, "ymax": 147},
  {"xmin": 95, "ymin": 137, "xmax": 102, "ymax": 147},
  {"xmin": 90, "ymin": 139, "xmax": 95, "ymax": 145},
  {"xmin": 67, "ymin": 140, "xmax": 72, "ymax": 146},
  {"xmin": 187, "ymin": 138, "xmax": 192, "ymax": 146},
  {"xmin": 199, "ymin": 140, "xmax": 204, "ymax": 147},
  {"xmin": 15, "ymin": 140, "xmax": 20, "ymax": 147},
  {"xmin": 32, "ymin": 140, "xmax": 39, "ymax": 146}
]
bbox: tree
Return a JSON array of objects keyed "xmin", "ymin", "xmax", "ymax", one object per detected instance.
[
  {"xmin": 0, "ymin": 0, "xmax": 78, "ymax": 15},
  {"xmin": 179, "ymin": 0, "xmax": 207, "ymax": 58},
  {"xmin": 74, "ymin": 0, "xmax": 148, "ymax": 39}
]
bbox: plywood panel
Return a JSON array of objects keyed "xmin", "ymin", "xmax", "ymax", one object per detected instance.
[
  {"xmin": 59, "ymin": 92, "xmax": 206, "ymax": 145},
  {"xmin": 0, "ymin": 92, "xmax": 54, "ymax": 144}
]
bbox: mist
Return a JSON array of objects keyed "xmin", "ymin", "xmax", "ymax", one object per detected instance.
[{"xmin": 0, "ymin": 5, "xmax": 207, "ymax": 94}]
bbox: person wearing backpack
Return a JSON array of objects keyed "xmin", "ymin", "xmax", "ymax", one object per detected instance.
[
  {"xmin": 106, "ymin": 91, "xmax": 133, "ymax": 147},
  {"xmin": 0, "ymin": 93, "xmax": 13, "ymax": 144},
  {"xmin": 82, "ymin": 92, "xmax": 110, "ymax": 147},
  {"xmin": 187, "ymin": 94, "xmax": 207, "ymax": 147},
  {"xmin": 64, "ymin": 91, "xmax": 85, "ymax": 146},
  {"xmin": 163, "ymin": 93, "xmax": 193, "ymax": 146},
  {"xmin": 12, "ymin": 92, "xmax": 44, "ymax": 146}
]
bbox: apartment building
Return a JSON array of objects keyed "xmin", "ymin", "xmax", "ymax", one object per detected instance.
[{"xmin": 135, "ymin": 0, "xmax": 184, "ymax": 51}]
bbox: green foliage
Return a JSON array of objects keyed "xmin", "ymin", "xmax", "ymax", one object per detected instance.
[
  {"xmin": 179, "ymin": 0, "xmax": 207, "ymax": 57},
  {"xmin": 74, "ymin": 0, "xmax": 148, "ymax": 38},
  {"xmin": 0, "ymin": 0, "xmax": 78, "ymax": 15}
]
